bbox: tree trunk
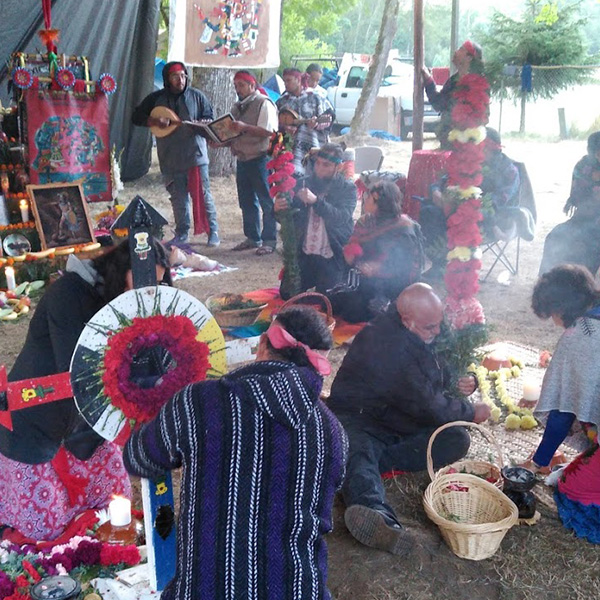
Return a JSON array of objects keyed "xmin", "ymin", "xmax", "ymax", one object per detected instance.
[
  {"xmin": 412, "ymin": 0, "xmax": 424, "ymax": 151},
  {"xmin": 519, "ymin": 90, "xmax": 527, "ymax": 134},
  {"xmin": 191, "ymin": 68, "xmax": 237, "ymax": 176},
  {"xmin": 346, "ymin": 0, "xmax": 400, "ymax": 142}
]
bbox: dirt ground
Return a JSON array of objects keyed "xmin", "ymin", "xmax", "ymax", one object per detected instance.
[{"xmin": 2, "ymin": 135, "xmax": 599, "ymax": 599}]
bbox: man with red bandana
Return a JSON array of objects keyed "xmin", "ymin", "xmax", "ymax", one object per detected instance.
[
  {"xmin": 276, "ymin": 67, "xmax": 331, "ymax": 176},
  {"xmin": 422, "ymin": 40, "xmax": 484, "ymax": 149},
  {"xmin": 225, "ymin": 70, "xmax": 279, "ymax": 254},
  {"xmin": 132, "ymin": 61, "xmax": 220, "ymax": 247}
]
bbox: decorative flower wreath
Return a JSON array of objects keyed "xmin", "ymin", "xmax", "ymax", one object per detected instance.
[
  {"xmin": 55, "ymin": 67, "xmax": 75, "ymax": 90},
  {"xmin": 12, "ymin": 67, "xmax": 33, "ymax": 90},
  {"xmin": 442, "ymin": 72, "xmax": 490, "ymax": 329},
  {"xmin": 71, "ymin": 286, "xmax": 227, "ymax": 445},
  {"xmin": 102, "ymin": 314, "xmax": 210, "ymax": 424},
  {"xmin": 97, "ymin": 73, "xmax": 117, "ymax": 95}
]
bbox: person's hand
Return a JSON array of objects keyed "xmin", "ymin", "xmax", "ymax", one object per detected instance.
[
  {"xmin": 458, "ymin": 375, "xmax": 477, "ymax": 396},
  {"xmin": 306, "ymin": 116, "xmax": 318, "ymax": 130},
  {"xmin": 148, "ymin": 116, "xmax": 171, "ymax": 129},
  {"xmin": 296, "ymin": 187, "xmax": 317, "ymax": 205},
  {"xmin": 473, "ymin": 402, "xmax": 491, "ymax": 424},
  {"xmin": 274, "ymin": 194, "xmax": 289, "ymax": 212},
  {"xmin": 432, "ymin": 188, "xmax": 443, "ymax": 207},
  {"xmin": 229, "ymin": 121, "xmax": 248, "ymax": 134},
  {"xmin": 422, "ymin": 67, "xmax": 433, "ymax": 83}
]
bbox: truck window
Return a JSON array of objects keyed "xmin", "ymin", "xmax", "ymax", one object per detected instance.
[{"xmin": 346, "ymin": 66, "xmax": 367, "ymax": 89}]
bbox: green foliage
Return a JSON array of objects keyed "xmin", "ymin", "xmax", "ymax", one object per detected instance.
[{"xmin": 481, "ymin": 0, "xmax": 593, "ymax": 99}]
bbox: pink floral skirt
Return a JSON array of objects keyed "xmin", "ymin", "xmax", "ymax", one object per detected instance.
[{"xmin": 0, "ymin": 442, "xmax": 131, "ymax": 541}]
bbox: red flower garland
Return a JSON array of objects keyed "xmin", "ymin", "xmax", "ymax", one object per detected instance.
[
  {"xmin": 443, "ymin": 72, "xmax": 490, "ymax": 329},
  {"xmin": 102, "ymin": 315, "xmax": 210, "ymax": 424}
]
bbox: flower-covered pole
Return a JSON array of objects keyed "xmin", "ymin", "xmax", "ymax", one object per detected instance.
[
  {"xmin": 443, "ymin": 73, "xmax": 490, "ymax": 330},
  {"xmin": 267, "ymin": 132, "xmax": 301, "ymax": 299}
]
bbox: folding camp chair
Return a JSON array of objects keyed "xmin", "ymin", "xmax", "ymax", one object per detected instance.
[
  {"xmin": 354, "ymin": 146, "xmax": 384, "ymax": 174},
  {"xmin": 481, "ymin": 161, "xmax": 536, "ymax": 281}
]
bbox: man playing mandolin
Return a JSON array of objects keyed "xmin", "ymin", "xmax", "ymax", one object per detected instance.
[
  {"xmin": 276, "ymin": 67, "xmax": 332, "ymax": 177},
  {"xmin": 132, "ymin": 62, "xmax": 220, "ymax": 247}
]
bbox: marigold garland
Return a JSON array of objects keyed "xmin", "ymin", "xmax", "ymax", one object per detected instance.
[{"xmin": 443, "ymin": 71, "xmax": 490, "ymax": 329}]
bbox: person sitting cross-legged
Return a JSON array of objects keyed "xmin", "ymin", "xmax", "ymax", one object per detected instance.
[{"xmin": 327, "ymin": 283, "xmax": 491, "ymax": 555}]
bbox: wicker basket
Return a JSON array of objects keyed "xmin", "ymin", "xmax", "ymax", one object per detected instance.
[
  {"xmin": 427, "ymin": 421, "xmax": 504, "ymax": 490},
  {"xmin": 276, "ymin": 292, "xmax": 336, "ymax": 332},
  {"xmin": 423, "ymin": 473, "xmax": 518, "ymax": 560},
  {"xmin": 206, "ymin": 295, "xmax": 267, "ymax": 328}
]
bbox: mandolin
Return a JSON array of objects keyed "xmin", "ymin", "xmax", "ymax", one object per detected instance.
[
  {"xmin": 278, "ymin": 108, "xmax": 332, "ymax": 129},
  {"xmin": 149, "ymin": 106, "xmax": 212, "ymax": 138}
]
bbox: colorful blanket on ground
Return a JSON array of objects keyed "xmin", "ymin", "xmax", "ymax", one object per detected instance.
[
  {"xmin": 171, "ymin": 264, "xmax": 236, "ymax": 281},
  {"xmin": 236, "ymin": 288, "xmax": 366, "ymax": 346}
]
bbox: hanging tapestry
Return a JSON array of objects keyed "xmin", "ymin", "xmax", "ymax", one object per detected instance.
[
  {"xmin": 25, "ymin": 89, "xmax": 111, "ymax": 203},
  {"xmin": 169, "ymin": 0, "xmax": 281, "ymax": 68}
]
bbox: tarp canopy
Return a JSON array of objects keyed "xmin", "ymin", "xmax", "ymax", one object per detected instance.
[{"xmin": 0, "ymin": 0, "xmax": 161, "ymax": 181}]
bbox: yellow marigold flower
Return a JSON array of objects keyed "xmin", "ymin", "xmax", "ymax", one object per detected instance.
[
  {"xmin": 490, "ymin": 406, "xmax": 501, "ymax": 422},
  {"xmin": 447, "ymin": 246, "xmax": 472, "ymax": 262},
  {"xmin": 520, "ymin": 415, "xmax": 537, "ymax": 430},
  {"xmin": 505, "ymin": 414, "xmax": 522, "ymax": 429}
]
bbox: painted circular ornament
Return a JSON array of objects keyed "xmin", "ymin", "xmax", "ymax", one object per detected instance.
[
  {"xmin": 97, "ymin": 73, "xmax": 117, "ymax": 95},
  {"xmin": 56, "ymin": 67, "xmax": 75, "ymax": 90},
  {"xmin": 12, "ymin": 67, "xmax": 33, "ymax": 90},
  {"xmin": 71, "ymin": 286, "xmax": 227, "ymax": 445}
]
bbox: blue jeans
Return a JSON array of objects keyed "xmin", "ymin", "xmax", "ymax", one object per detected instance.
[
  {"xmin": 335, "ymin": 412, "xmax": 470, "ymax": 521},
  {"xmin": 164, "ymin": 165, "xmax": 218, "ymax": 238},
  {"xmin": 236, "ymin": 155, "xmax": 276, "ymax": 246}
]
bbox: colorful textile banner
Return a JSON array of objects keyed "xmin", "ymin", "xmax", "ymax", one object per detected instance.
[
  {"xmin": 25, "ymin": 89, "xmax": 111, "ymax": 203},
  {"xmin": 169, "ymin": 0, "xmax": 281, "ymax": 68}
]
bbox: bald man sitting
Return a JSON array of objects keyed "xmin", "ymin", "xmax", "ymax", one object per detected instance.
[{"xmin": 328, "ymin": 283, "xmax": 490, "ymax": 555}]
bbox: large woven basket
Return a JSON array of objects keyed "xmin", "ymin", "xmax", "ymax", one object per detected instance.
[
  {"xmin": 427, "ymin": 421, "xmax": 504, "ymax": 490},
  {"xmin": 276, "ymin": 292, "xmax": 336, "ymax": 332},
  {"xmin": 423, "ymin": 473, "xmax": 518, "ymax": 560},
  {"xmin": 206, "ymin": 295, "xmax": 267, "ymax": 328}
]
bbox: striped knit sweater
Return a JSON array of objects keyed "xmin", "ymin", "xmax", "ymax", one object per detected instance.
[{"xmin": 124, "ymin": 361, "xmax": 348, "ymax": 600}]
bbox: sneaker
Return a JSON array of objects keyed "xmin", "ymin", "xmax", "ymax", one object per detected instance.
[
  {"xmin": 207, "ymin": 232, "xmax": 221, "ymax": 248},
  {"xmin": 344, "ymin": 505, "xmax": 415, "ymax": 556},
  {"xmin": 232, "ymin": 239, "xmax": 260, "ymax": 251},
  {"xmin": 166, "ymin": 234, "xmax": 189, "ymax": 246}
]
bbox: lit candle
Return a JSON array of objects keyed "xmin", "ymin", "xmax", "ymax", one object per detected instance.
[
  {"xmin": 109, "ymin": 495, "xmax": 132, "ymax": 527},
  {"xmin": 19, "ymin": 199, "xmax": 29, "ymax": 223},
  {"xmin": 522, "ymin": 379, "xmax": 541, "ymax": 402},
  {"xmin": 5, "ymin": 266, "xmax": 16, "ymax": 291}
]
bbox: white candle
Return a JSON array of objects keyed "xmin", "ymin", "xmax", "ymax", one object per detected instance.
[
  {"xmin": 19, "ymin": 199, "xmax": 29, "ymax": 223},
  {"xmin": 5, "ymin": 266, "xmax": 16, "ymax": 291},
  {"xmin": 522, "ymin": 379, "xmax": 541, "ymax": 402},
  {"xmin": 109, "ymin": 495, "xmax": 132, "ymax": 526}
]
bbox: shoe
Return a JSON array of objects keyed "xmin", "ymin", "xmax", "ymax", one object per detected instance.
[
  {"xmin": 167, "ymin": 234, "xmax": 189, "ymax": 247},
  {"xmin": 344, "ymin": 505, "xmax": 415, "ymax": 556},
  {"xmin": 207, "ymin": 232, "xmax": 221, "ymax": 248},
  {"xmin": 232, "ymin": 239, "xmax": 260, "ymax": 251},
  {"xmin": 256, "ymin": 245, "xmax": 275, "ymax": 256}
]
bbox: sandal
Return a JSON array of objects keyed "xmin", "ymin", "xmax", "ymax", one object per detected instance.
[
  {"xmin": 256, "ymin": 245, "xmax": 275, "ymax": 256},
  {"xmin": 232, "ymin": 239, "xmax": 260, "ymax": 251}
]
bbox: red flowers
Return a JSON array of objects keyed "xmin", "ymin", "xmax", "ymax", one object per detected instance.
[
  {"xmin": 102, "ymin": 315, "xmax": 211, "ymax": 425},
  {"xmin": 267, "ymin": 133, "xmax": 296, "ymax": 200},
  {"xmin": 451, "ymin": 74, "xmax": 490, "ymax": 129}
]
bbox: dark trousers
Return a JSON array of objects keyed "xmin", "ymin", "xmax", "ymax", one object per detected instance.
[
  {"xmin": 236, "ymin": 155, "xmax": 277, "ymax": 246},
  {"xmin": 299, "ymin": 252, "xmax": 345, "ymax": 295},
  {"xmin": 336, "ymin": 412, "xmax": 470, "ymax": 521}
]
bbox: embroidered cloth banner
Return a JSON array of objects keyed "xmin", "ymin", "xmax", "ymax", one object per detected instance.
[
  {"xmin": 26, "ymin": 89, "xmax": 111, "ymax": 203},
  {"xmin": 169, "ymin": 0, "xmax": 281, "ymax": 68}
]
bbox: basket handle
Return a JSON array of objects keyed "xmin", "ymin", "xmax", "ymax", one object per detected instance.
[
  {"xmin": 279, "ymin": 291, "xmax": 333, "ymax": 320},
  {"xmin": 426, "ymin": 420, "xmax": 504, "ymax": 482}
]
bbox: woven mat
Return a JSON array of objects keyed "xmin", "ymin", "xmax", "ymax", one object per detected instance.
[{"xmin": 465, "ymin": 341, "xmax": 581, "ymax": 510}]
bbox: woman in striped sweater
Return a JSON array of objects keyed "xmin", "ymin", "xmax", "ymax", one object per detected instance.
[{"xmin": 124, "ymin": 306, "xmax": 347, "ymax": 600}]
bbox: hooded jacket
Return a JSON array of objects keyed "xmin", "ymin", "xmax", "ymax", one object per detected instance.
[
  {"xmin": 124, "ymin": 360, "xmax": 347, "ymax": 600},
  {"xmin": 132, "ymin": 61, "xmax": 213, "ymax": 173}
]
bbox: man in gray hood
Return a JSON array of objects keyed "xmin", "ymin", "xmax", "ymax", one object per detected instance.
[{"xmin": 132, "ymin": 61, "xmax": 220, "ymax": 246}]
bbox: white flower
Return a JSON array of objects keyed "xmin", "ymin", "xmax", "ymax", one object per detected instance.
[{"xmin": 56, "ymin": 563, "xmax": 68, "ymax": 576}]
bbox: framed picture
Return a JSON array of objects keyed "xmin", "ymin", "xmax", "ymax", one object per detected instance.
[{"xmin": 27, "ymin": 182, "xmax": 96, "ymax": 250}]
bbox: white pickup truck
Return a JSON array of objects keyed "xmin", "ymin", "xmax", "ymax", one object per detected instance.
[{"xmin": 326, "ymin": 51, "xmax": 439, "ymax": 140}]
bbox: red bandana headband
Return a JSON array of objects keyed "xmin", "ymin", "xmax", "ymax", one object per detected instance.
[
  {"xmin": 461, "ymin": 40, "xmax": 477, "ymax": 58},
  {"xmin": 266, "ymin": 322, "xmax": 331, "ymax": 376},
  {"xmin": 234, "ymin": 71, "xmax": 257, "ymax": 86},
  {"xmin": 168, "ymin": 63, "xmax": 186, "ymax": 75}
]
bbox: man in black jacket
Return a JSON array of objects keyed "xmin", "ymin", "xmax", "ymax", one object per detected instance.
[
  {"xmin": 274, "ymin": 143, "xmax": 357, "ymax": 296},
  {"xmin": 132, "ymin": 61, "xmax": 219, "ymax": 246},
  {"xmin": 328, "ymin": 283, "xmax": 490, "ymax": 555}
]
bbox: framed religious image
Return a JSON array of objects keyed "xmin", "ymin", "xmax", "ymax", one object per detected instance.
[{"xmin": 27, "ymin": 182, "xmax": 96, "ymax": 250}]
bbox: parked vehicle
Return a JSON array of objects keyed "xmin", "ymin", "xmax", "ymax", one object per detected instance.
[{"xmin": 325, "ymin": 51, "xmax": 440, "ymax": 140}]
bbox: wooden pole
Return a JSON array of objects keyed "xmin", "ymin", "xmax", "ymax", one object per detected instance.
[
  {"xmin": 450, "ymin": 0, "xmax": 460, "ymax": 74},
  {"xmin": 412, "ymin": 0, "xmax": 424, "ymax": 151}
]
